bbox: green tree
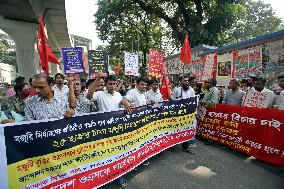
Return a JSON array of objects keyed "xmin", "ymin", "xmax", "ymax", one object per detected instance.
[
  {"xmin": 0, "ymin": 33, "xmax": 16, "ymax": 67},
  {"xmin": 221, "ymin": 0, "xmax": 283, "ymax": 44},
  {"xmin": 125, "ymin": 0, "xmax": 245, "ymax": 47},
  {"xmin": 95, "ymin": 0, "xmax": 168, "ymax": 75}
]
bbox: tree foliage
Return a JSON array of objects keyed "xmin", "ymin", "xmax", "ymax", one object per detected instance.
[
  {"xmin": 95, "ymin": 0, "xmax": 170, "ymax": 75},
  {"xmin": 95, "ymin": 0, "xmax": 283, "ymax": 58},
  {"xmin": 108, "ymin": 0, "xmax": 244, "ymax": 47},
  {"xmin": 0, "ymin": 33, "xmax": 16, "ymax": 67},
  {"xmin": 222, "ymin": 0, "xmax": 283, "ymax": 44}
]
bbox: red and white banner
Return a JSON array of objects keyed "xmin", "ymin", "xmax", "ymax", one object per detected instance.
[
  {"xmin": 148, "ymin": 49, "xmax": 164, "ymax": 78},
  {"xmin": 197, "ymin": 104, "xmax": 284, "ymax": 167}
]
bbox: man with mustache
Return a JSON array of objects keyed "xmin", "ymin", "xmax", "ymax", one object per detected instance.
[
  {"xmin": 171, "ymin": 76, "xmax": 196, "ymax": 152},
  {"xmin": 171, "ymin": 76, "xmax": 195, "ymax": 100},
  {"xmin": 24, "ymin": 74, "xmax": 75, "ymax": 120},
  {"xmin": 68, "ymin": 78, "xmax": 95, "ymax": 115}
]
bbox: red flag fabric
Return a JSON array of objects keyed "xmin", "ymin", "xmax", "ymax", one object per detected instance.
[
  {"xmin": 37, "ymin": 16, "xmax": 59, "ymax": 75},
  {"xmin": 115, "ymin": 63, "xmax": 121, "ymax": 75},
  {"xmin": 160, "ymin": 75, "xmax": 171, "ymax": 100},
  {"xmin": 180, "ymin": 33, "xmax": 191, "ymax": 65}
]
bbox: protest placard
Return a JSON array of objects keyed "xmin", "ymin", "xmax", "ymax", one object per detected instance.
[
  {"xmin": 124, "ymin": 52, "xmax": 139, "ymax": 76},
  {"xmin": 62, "ymin": 47, "xmax": 84, "ymax": 74},
  {"xmin": 148, "ymin": 49, "xmax": 164, "ymax": 78},
  {"xmin": 88, "ymin": 50, "xmax": 108, "ymax": 77},
  {"xmin": 243, "ymin": 91, "xmax": 274, "ymax": 108}
]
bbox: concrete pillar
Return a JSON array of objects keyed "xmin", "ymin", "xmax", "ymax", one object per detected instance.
[{"xmin": 0, "ymin": 15, "xmax": 38, "ymax": 79}]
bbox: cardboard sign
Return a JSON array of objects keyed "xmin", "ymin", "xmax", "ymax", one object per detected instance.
[
  {"xmin": 124, "ymin": 52, "xmax": 139, "ymax": 76},
  {"xmin": 62, "ymin": 47, "xmax": 84, "ymax": 74},
  {"xmin": 88, "ymin": 50, "xmax": 108, "ymax": 77},
  {"xmin": 243, "ymin": 91, "xmax": 273, "ymax": 108}
]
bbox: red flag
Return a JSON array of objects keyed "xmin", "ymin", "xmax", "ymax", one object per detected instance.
[
  {"xmin": 180, "ymin": 33, "xmax": 191, "ymax": 65},
  {"xmin": 115, "ymin": 63, "xmax": 121, "ymax": 75},
  {"xmin": 160, "ymin": 75, "xmax": 171, "ymax": 100},
  {"xmin": 37, "ymin": 15, "xmax": 59, "ymax": 75}
]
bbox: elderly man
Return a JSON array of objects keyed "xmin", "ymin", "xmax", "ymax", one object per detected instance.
[
  {"xmin": 25, "ymin": 74, "xmax": 75, "ymax": 120},
  {"xmin": 224, "ymin": 79, "xmax": 245, "ymax": 106},
  {"xmin": 200, "ymin": 78, "xmax": 220, "ymax": 145},
  {"xmin": 68, "ymin": 78, "xmax": 96, "ymax": 115},
  {"xmin": 200, "ymin": 78, "xmax": 220, "ymax": 107}
]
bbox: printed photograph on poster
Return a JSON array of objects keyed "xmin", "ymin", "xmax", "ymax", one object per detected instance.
[
  {"xmin": 88, "ymin": 50, "xmax": 108, "ymax": 77},
  {"xmin": 218, "ymin": 61, "xmax": 231, "ymax": 77},
  {"xmin": 62, "ymin": 47, "xmax": 84, "ymax": 74},
  {"xmin": 192, "ymin": 54, "xmax": 206, "ymax": 80}
]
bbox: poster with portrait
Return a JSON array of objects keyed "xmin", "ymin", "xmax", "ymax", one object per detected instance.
[{"xmin": 217, "ymin": 53, "xmax": 233, "ymax": 86}]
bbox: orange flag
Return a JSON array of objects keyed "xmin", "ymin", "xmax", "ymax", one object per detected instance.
[
  {"xmin": 37, "ymin": 15, "xmax": 59, "ymax": 75},
  {"xmin": 180, "ymin": 33, "xmax": 191, "ymax": 65}
]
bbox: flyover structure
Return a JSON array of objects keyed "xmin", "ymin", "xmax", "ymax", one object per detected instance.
[{"xmin": 0, "ymin": 0, "xmax": 71, "ymax": 79}]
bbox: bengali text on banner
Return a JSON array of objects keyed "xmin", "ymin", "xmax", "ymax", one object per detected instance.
[
  {"xmin": 197, "ymin": 104, "xmax": 284, "ymax": 167},
  {"xmin": 0, "ymin": 98, "xmax": 197, "ymax": 189}
]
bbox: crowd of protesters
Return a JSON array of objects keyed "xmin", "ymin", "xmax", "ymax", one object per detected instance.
[{"xmin": 0, "ymin": 72, "xmax": 284, "ymax": 187}]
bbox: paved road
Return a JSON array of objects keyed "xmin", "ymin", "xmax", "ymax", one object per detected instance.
[{"xmin": 103, "ymin": 141, "xmax": 284, "ymax": 189}]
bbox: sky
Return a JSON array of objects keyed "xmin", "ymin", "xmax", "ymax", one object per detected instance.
[
  {"xmin": 65, "ymin": 0, "xmax": 101, "ymax": 48},
  {"xmin": 262, "ymin": 0, "xmax": 284, "ymax": 19}
]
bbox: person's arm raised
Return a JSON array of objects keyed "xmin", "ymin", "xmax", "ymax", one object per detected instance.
[
  {"xmin": 86, "ymin": 72, "xmax": 106, "ymax": 100},
  {"xmin": 68, "ymin": 78, "xmax": 76, "ymax": 109}
]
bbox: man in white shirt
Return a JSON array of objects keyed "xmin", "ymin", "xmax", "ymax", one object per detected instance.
[
  {"xmin": 52, "ymin": 73, "xmax": 69, "ymax": 100},
  {"xmin": 86, "ymin": 73, "xmax": 131, "ymax": 112},
  {"xmin": 86, "ymin": 73, "xmax": 130, "ymax": 187},
  {"xmin": 171, "ymin": 76, "xmax": 196, "ymax": 151},
  {"xmin": 125, "ymin": 77, "xmax": 154, "ymax": 108},
  {"xmin": 252, "ymin": 77, "xmax": 275, "ymax": 108},
  {"xmin": 145, "ymin": 78, "xmax": 163, "ymax": 103},
  {"xmin": 274, "ymin": 73, "xmax": 284, "ymax": 110},
  {"xmin": 171, "ymin": 76, "xmax": 195, "ymax": 100}
]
